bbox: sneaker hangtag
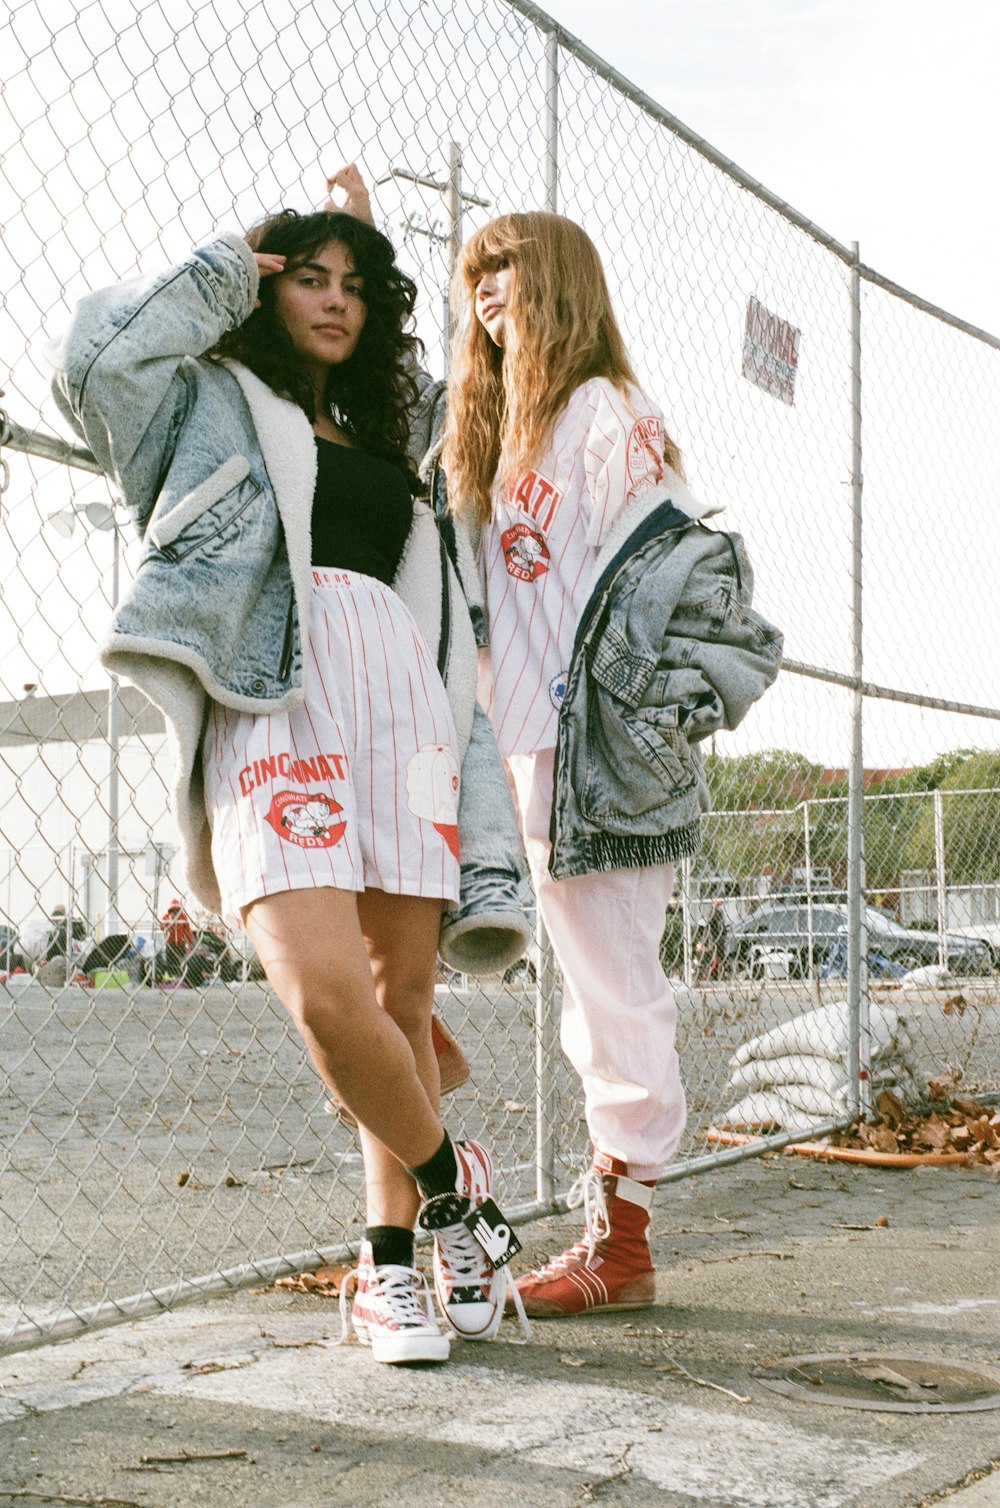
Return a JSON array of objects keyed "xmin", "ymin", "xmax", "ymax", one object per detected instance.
[{"xmin": 463, "ymin": 1198, "xmax": 521, "ymax": 1268}]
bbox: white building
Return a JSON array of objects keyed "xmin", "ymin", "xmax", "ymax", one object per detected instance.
[{"xmin": 0, "ymin": 687, "xmax": 190, "ymax": 940}]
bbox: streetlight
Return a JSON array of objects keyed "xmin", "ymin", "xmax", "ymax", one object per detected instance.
[{"xmin": 46, "ymin": 497, "xmax": 122, "ymax": 936}]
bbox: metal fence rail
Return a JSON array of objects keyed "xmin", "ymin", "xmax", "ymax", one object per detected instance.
[{"xmin": 2, "ymin": 0, "xmax": 999, "ymax": 1356}]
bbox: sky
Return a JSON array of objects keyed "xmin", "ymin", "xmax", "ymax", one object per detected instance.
[
  {"xmin": 1, "ymin": 0, "xmax": 998, "ymax": 927},
  {"xmin": 2, "ymin": 0, "xmax": 998, "ymax": 774},
  {"xmin": 533, "ymin": 0, "xmax": 1000, "ymax": 337}
]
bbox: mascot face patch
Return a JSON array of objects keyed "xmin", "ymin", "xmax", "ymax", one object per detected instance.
[
  {"xmin": 265, "ymin": 790, "xmax": 347, "ymax": 848},
  {"xmin": 502, "ymin": 522, "xmax": 550, "ymax": 582}
]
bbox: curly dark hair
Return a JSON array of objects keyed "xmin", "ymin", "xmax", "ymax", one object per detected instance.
[{"xmin": 211, "ymin": 210, "xmax": 422, "ymax": 490}]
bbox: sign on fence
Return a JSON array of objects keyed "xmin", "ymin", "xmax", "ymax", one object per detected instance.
[{"xmin": 742, "ymin": 295, "xmax": 801, "ymax": 405}]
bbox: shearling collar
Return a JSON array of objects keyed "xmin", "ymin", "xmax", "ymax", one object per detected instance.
[
  {"xmin": 222, "ymin": 359, "xmax": 316, "ymax": 591},
  {"xmin": 593, "ymin": 465, "xmax": 723, "ymax": 579}
]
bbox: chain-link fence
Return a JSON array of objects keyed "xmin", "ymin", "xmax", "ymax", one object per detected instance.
[{"xmin": 2, "ymin": 0, "xmax": 999, "ymax": 1356}]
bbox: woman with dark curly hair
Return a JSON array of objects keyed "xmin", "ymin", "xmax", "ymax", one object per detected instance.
[
  {"xmin": 212, "ymin": 204, "xmax": 421, "ymax": 475},
  {"xmin": 48, "ymin": 165, "xmax": 528, "ymax": 1367}
]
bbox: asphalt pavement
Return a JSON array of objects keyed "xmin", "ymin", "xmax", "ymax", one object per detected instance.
[{"xmin": 1, "ymin": 1150, "xmax": 999, "ymax": 1507}]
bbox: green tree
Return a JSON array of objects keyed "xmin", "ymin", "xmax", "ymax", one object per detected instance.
[
  {"xmin": 700, "ymin": 750, "xmax": 831, "ymax": 884},
  {"xmin": 901, "ymin": 751, "xmax": 1000, "ymax": 884}
]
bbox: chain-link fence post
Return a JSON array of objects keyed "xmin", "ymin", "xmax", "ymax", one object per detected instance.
[
  {"xmin": 528, "ymin": 19, "xmax": 561, "ymax": 1208},
  {"xmin": 802, "ymin": 799, "xmax": 822, "ymax": 1003},
  {"xmin": 106, "ymin": 525, "xmax": 122, "ymax": 933},
  {"xmin": 846, "ymin": 241, "xmax": 871, "ymax": 1122},
  {"xmin": 533, "ymin": 914, "xmax": 558, "ymax": 1205},
  {"xmin": 543, "ymin": 28, "xmax": 558, "ymax": 211},
  {"xmin": 934, "ymin": 789, "xmax": 948, "ymax": 970}
]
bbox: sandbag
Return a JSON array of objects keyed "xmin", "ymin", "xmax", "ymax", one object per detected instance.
[{"xmin": 730, "ymin": 999, "xmax": 902, "ymax": 1068}]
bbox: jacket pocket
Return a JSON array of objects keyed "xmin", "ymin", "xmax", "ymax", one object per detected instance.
[
  {"xmin": 148, "ymin": 456, "xmax": 257, "ymax": 557},
  {"xmin": 578, "ymin": 685, "xmax": 697, "ymax": 826},
  {"xmin": 625, "ymin": 701, "xmax": 697, "ymax": 793}
]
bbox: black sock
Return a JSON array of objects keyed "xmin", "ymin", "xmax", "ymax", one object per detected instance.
[
  {"xmin": 408, "ymin": 1132, "xmax": 459, "ymax": 1201},
  {"xmin": 366, "ymin": 1224, "xmax": 415, "ymax": 1269}
]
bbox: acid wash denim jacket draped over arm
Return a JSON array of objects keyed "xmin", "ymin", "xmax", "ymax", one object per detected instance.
[
  {"xmin": 47, "ymin": 233, "xmax": 529, "ymax": 975},
  {"xmin": 549, "ymin": 479, "xmax": 784, "ymax": 881}
]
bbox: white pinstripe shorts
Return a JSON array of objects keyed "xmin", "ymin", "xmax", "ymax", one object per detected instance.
[{"xmin": 202, "ymin": 569, "xmax": 461, "ymax": 920}]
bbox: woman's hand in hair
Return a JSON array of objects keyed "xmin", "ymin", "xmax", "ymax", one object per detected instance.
[
  {"xmin": 252, "ymin": 252, "xmax": 286, "ymax": 308},
  {"xmin": 324, "ymin": 163, "xmax": 375, "ymax": 227}
]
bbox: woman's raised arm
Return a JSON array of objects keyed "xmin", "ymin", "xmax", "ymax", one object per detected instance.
[{"xmin": 47, "ymin": 233, "xmax": 260, "ymax": 524}]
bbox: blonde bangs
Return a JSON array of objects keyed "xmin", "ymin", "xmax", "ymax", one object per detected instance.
[{"xmin": 458, "ymin": 216, "xmax": 533, "ymax": 288}]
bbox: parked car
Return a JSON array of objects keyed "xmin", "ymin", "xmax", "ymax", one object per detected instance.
[
  {"xmin": 945, "ymin": 923, "xmax": 1000, "ymax": 970},
  {"xmin": 725, "ymin": 901, "xmax": 991, "ymax": 977}
]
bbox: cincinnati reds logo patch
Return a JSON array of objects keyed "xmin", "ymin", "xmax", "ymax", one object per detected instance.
[
  {"xmin": 265, "ymin": 790, "xmax": 347, "ymax": 849},
  {"xmin": 626, "ymin": 415, "xmax": 664, "ymax": 488},
  {"xmin": 502, "ymin": 521, "xmax": 550, "ymax": 581}
]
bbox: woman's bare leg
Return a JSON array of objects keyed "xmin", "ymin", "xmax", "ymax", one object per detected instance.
[
  {"xmin": 244, "ymin": 887, "xmax": 444, "ymax": 1168},
  {"xmin": 355, "ymin": 889, "xmax": 444, "ymax": 1230}
]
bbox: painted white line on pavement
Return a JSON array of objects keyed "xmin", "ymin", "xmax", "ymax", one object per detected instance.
[
  {"xmin": 154, "ymin": 1346, "xmax": 923, "ymax": 1508},
  {"xmin": 0, "ymin": 1304, "xmax": 924, "ymax": 1507}
]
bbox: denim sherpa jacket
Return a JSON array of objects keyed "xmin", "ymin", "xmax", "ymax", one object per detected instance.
[
  {"xmin": 47, "ymin": 233, "xmax": 529, "ymax": 975},
  {"xmin": 549, "ymin": 477, "xmax": 784, "ymax": 879}
]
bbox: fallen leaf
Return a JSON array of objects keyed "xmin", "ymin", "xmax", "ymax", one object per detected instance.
[
  {"xmin": 914, "ymin": 1117, "xmax": 952, "ymax": 1152},
  {"xmin": 182, "ymin": 1356, "xmax": 254, "ymax": 1375},
  {"xmin": 875, "ymin": 1089, "xmax": 906, "ymax": 1128},
  {"xmin": 855, "ymin": 1364, "xmax": 925, "ymax": 1397},
  {"xmin": 273, "ymin": 1263, "xmax": 354, "ymax": 1296},
  {"xmin": 927, "ymin": 1067, "xmax": 962, "ymax": 1105},
  {"xmin": 860, "ymin": 1123, "xmax": 899, "ymax": 1154}
]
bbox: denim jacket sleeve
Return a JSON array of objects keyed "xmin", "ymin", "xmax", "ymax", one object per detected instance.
[{"xmin": 47, "ymin": 233, "xmax": 259, "ymax": 532}]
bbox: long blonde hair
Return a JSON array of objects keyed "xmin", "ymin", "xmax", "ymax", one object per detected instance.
[{"xmin": 442, "ymin": 212, "xmax": 682, "ymax": 525}]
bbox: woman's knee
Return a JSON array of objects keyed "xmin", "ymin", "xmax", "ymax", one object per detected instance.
[
  {"xmin": 376, "ymin": 972, "xmax": 435, "ymax": 1039},
  {"xmin": 282, "ymin": 975, "xmax": 365, "ymax": 1050}
]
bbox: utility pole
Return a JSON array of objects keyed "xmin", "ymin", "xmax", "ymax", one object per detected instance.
[{"xmin": 377, "ymin": 142, "xmax": 490, "ymax": 369}]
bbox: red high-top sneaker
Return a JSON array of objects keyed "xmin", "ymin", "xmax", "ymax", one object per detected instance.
[{"xmin": 510, "ymin": 1152, "xmax": 657, "ymax": 1317}]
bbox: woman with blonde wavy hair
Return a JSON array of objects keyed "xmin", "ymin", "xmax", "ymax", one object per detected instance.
[{"xmin": 443, "ymin": 211, "xmax": 694, "ymax": 1321}]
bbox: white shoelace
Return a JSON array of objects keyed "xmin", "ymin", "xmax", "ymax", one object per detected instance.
[
  {"xmin": 566, "ymin": 1164, "xmax": 611, "ymax": 1261},
  {"xmin": 437, "ymin": 1220, "xmax": 533, "ymax": 1342},
  {"xmin": 437, "ymin": 1219, "xmax": 488, "ymax": 1282},
  {"xmin": 503, "ymin": 1265, "xmax": 533, "ymax": 1342},
  {"xmin": 526, "ymin": 1165, "xmax": 612, "ymax": 1282},
  {"xmin": 338, "ymin": 1262, "xmax": 439, "ymax": 1344}
]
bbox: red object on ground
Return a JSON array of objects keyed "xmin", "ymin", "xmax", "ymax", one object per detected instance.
[{"xmin": 513, "ymin": 1155, "xmax": 657, "ymax": 1317}]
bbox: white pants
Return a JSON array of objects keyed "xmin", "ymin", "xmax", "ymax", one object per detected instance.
[{"xmin": 506, "ymin": 747, "xmax": 686, "ymax": 1180}]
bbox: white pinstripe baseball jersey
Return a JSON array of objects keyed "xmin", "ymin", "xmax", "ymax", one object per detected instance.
[
  {"xmin": 202, "ymin": 569, "xmax": 461, "ymax": 922},
  {"xmin": 480, "ymin": 377, "xmax": 666, "ymax": 757}
]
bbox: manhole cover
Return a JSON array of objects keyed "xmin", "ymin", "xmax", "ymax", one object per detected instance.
[{"xmin": 753, "ymin": 1352, "xmax": 1000, "ymax": 1413}]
